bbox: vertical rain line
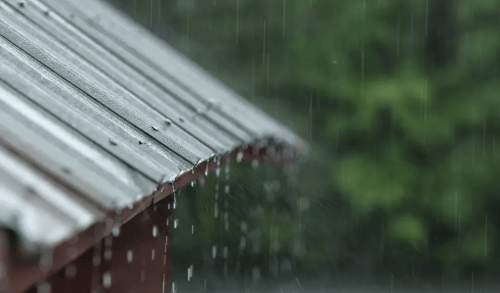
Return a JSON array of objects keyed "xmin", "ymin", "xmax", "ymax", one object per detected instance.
[
  {"xmin": 266, "ymin": 53, "xmax": 270, "ymax": 94},
  {"xmin": 425, "ymin": 0, "xmax": 429, "ymax": 37},
  {"xmin": 150, "ymin": 0, "xmax": 153, "ymax": 28},
  {"xmin": 309, "ymin": 96, "xmax": 313, "ymax": 142},
  {"xmin": 187, "ymin": 13, "xmax": 190, "ymax": 52},
  {"xmin": 361, "ymin": 1, "xmax": 366, "ymax": 95},
  {"xmin": 263, "ymin": 20, "xmax": 266, "ymax": 65},
  {"xmin": 485, "ymin": 215, "xmax": 488, "ymax": 257},
  {"xmin": 282, "ymin": 0, "xmax": 286, "ymax": 37},
  {"xmin": 236, "ymin": 0, "xmax": 239, "ymax": 44},
  {"xmin": 157, "ymin": 0, "xmax": 162, "ymax": 32}
]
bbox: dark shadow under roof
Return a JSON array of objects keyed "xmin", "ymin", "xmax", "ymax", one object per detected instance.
[{"xmin": 0, "ymin": 0, "xmax": 306, "ymax": 291}]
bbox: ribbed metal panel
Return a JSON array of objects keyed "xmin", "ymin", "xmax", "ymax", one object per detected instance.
[{"xmin": 0, "ymin": 0, "xmax": 305, "ymax": 274}]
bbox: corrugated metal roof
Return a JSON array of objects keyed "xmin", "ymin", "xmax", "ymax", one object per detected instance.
[{"xmin": 0, "ymin": 0, "xmax": 306, "ymax": 289}]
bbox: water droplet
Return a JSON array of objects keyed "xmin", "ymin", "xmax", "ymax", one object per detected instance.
[
  {"xmin": 112, "ymin": 226, "xmax": 120, "ymax": 237},
  {"xmin": 165, "ymin": 120, "xmax": 172, "ymax": 126},
  {"xmin": 109, "ymin": 139, "xmax": 117, "ymax": 146},
  {"xmin": 92, "ymin": 255, "xmax": 101, "ymax": 267},
  {"xmin": 252, "ymin": 160, "xmax": 259, "ymax": 168},
  {"xmin": 179, "ymin": 117, "xmax": 185, "ymax": 123},
  {"xmin": 102, "ymin": 272, "xmax": 112, "ymax": 288},
  {"xmin": 187, "ymin": 264, "xmax": 194, "ymax": 281},
  {"xmin": 65, "ymin": 264, "xmax": 77, "ymax": 279},
  {"xmin": 36, "ymin": 282, "xmax": 50, "ymax": 293},
  {"xmin": 152, "ymin": 225, "xmax": 158, "ymax": 237},
  {"xmin": 212, "ymin": 246, "xmax": 217, "ymax": 258},
  {"xmin": 139, "ymin": 140, "xmax": 145, "ymax": 144},
  {"xmin": 174, "ymin": 219, "xmax": 178, "ymax": 229},
  {"xmin": 127, "ymin": 250, "xmax": 133, "ymax": 263},
  {"xmin": 152, "ymin": 126, "xmax": 159, "ymax": 131},
  {"xmin": 62, "ymin": 167, "xmax": 71, "ymax": 174},
  {"xmin": 18, "ymin": 2, "xmax": 25, "ymax": 8},
  {"xmin": 236, "ymin": 151, "xmax": 243, "ymax": 162},
  {"xmin": 104, "ymin": 249, "xmax": 112, "ymax": 261},
  {"xmin": 190, "ymin": 181, "xmax": 195, "ymax": 187},
  {"xmin": 151, "ymin": 249, "xmax": 155, "ymax": 260}
]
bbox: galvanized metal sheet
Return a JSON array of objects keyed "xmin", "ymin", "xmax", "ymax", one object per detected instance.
[
  {"xmin": 38, "ymin": 0, "xmax": 260, "ymax": 142},
  {"xmin": 41, "ymin": 0, "xmax": 302, "ymax": 145},
  {"xmin": 0, "ymin": 0, "xmax": 306, "ymax": 271},
  {"xmin": 3, "ymin": 0, "xmax": 242, "ymax": 153}
]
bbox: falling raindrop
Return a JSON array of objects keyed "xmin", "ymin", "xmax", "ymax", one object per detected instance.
[
  {"xmin": 236, "ymin": 151, "xmax": 243, "ymax": 162},
  {"xmin": 141, "ymin": 270, "xmax": 145, "ymax": 282},
  {"xmin": 172, "ymin": 281, "xmax": 177, "ymax": 293},
  {"xmin": 212, "ymin": 245, "xmax": 217, "ymax": 258},
  {"xmin": 65, "ymin": 264, "xmax": 77, "ymax": 279},
  {"xmin": 36, "ymin": 282, "xmax": 50, "ymax": 293},
  {"xmin": 174, "ymin": 218, "xmax": 179, "ymax": 229},
  {"xmin": 127, "ymin": 250, "xmax": 133, "ymax": 263},
  {"xmin": 205, "ymin": 161, "xmax": 209, "ymax": 176},
  {"xmin": 187, "ymin": 264, "xmax": 194, "ymax": 281},
  {"xmin": 112, "ymin": 226, "xmax": 120, "ymax": 237},
  {"xmin": 152, "ymin": 225, "xmax": 158, "ymax": 237},
  {"xmin": 191, "ymin": 181, "xmax": 195, "ymax": 187},
  {"xmin": 92, "ymin": 255, "xmax": 101, "ymax": 267},
  {"xmin": 224, "ymin": 164, "xmax": 230, "ymax": 180},
  {"xmin": 151, "ymin": 249, "xmax": 155, "ymax": 261},
  {"xmin": 224, "ymin": 185, "xmax": 230, "ymax": 194},
  {"xmin": 223, "ymin": 246, "xmax": 228, "ymax": 259},
  {"xmin": 104, "ymin": 249, "xmax": 112, "ymax": 261},
  {"xmin": 191, "ymin": 224, "xmax": 194, "ymax": 234},
  {"xmin": 102, "ymin": 272, "xmax": 112, "ymax": 288},
  {"xmin": 251, "ymin": 160, "xmax": 259, "ymax": 168}
]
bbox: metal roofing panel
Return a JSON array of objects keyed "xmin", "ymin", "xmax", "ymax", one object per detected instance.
[
  {"xmin": 37, "ymin": 0, "xmax": 260, "ymax": 141},
  {"xmin": 42, "ymin": 0, "xmax": 302, "ymax": 144},
  {"xmin": 0, "ymin": 31, "xmax": 190, "ymax": 180},
  {"xmin": 0, "ymin": 9, "xmax": 206, "ymax": 165},
  {"xmin": 4, "ymin": 0, "xmax": 242, "ymax": 152},
  {"xmin": 0, "ymin": 0, "xmax": 307, "ymax": 290}
]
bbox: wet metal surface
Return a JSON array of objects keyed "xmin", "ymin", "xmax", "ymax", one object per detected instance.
[{"xmin": 0, "ymin": 0, "xmax": 305, "ymax": 291}]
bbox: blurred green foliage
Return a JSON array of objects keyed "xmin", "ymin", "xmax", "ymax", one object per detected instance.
[{"xmin": 108, "ymin": 0, "xmax": 500, "ymax": 280}]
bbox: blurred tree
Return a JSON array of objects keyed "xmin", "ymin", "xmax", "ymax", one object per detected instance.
[{"xmin": 107, "ymin": 0, "xmax": 500, "ymax": 280}]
